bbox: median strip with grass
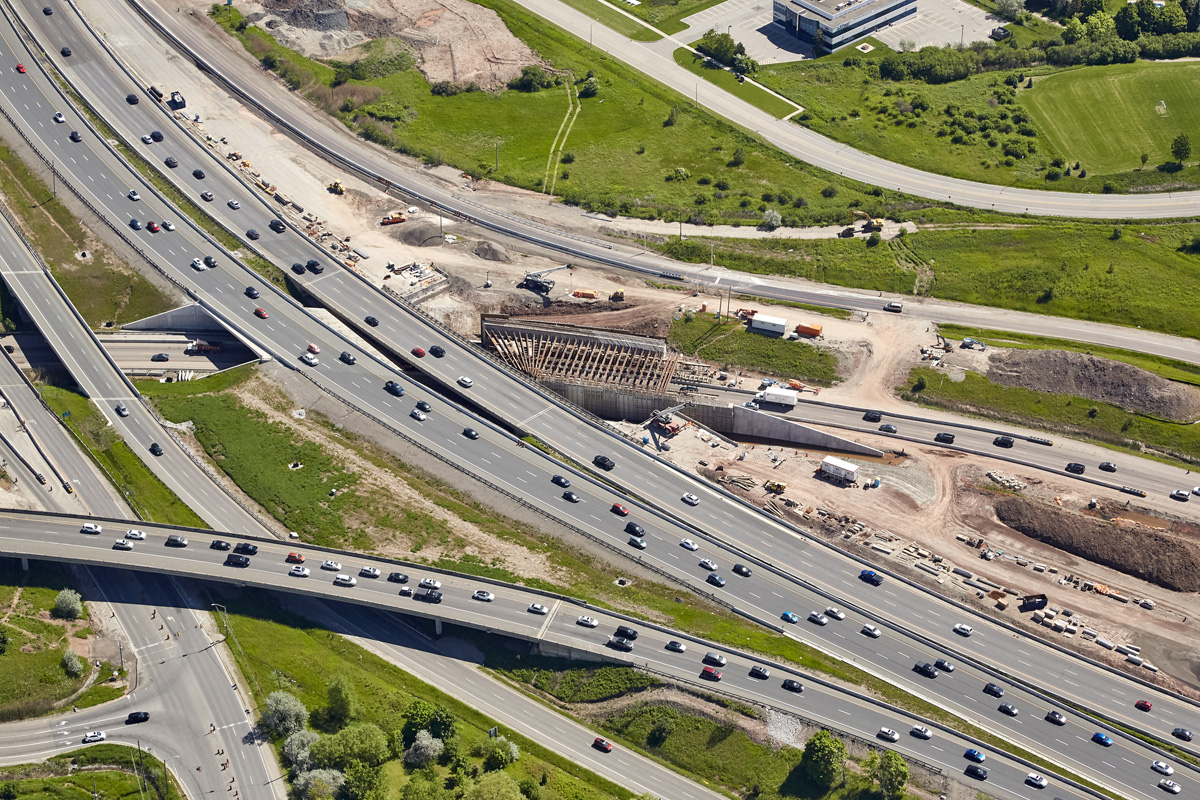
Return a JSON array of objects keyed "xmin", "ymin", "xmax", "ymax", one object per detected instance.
[{"xmin": 0, "ymin": 743, "xmax": 183, "ymax": 800}]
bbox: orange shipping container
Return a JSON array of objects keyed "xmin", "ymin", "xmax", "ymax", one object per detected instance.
[{"xmin": 795, "ymin": 322, "xmax": 823, "ymax": 337}]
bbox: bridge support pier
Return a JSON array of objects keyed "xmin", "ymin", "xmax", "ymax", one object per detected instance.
[
  {"xmin": 20, "ymin": 557, "xmax": 28, "ymax": 570},
  {"xmin": 434, "ymin": 619, "xmax": 442, "ymax": 636}
]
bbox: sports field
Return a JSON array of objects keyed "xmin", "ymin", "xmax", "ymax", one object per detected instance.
[{"xmin": 1022, "ymin": 62, "xmax": 1200, "ymax": 174}]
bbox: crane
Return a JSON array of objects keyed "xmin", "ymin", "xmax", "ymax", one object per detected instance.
[
  {"xmin": 650, "ymin": 402, "xmax": 692, "ymax": 435},
  {"xmin": 520, "ymin": 264, "xmax": 573, "ymax": 293}
]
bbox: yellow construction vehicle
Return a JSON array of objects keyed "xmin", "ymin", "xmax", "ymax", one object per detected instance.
[
  {"xmin": 380, "ymin": 212, "xmax": 406, "ymax": 226},
  {"xmin": 328, "ymin": 180, "xmax": 345, "ymax": 195},
  {"xmin": 764, "ymin": 480, "xmax": 787, "ymax": 494},
  {"xmin": 610, "ymin": 290, "xmax": 625, "ymax": 301},
  {"xmin": 573, "ymin": 289, "xmax": 599, "ymax": 299},
  {"xmin": 852, "ymin": 209, "xmax": 884, "ymax": 232}
]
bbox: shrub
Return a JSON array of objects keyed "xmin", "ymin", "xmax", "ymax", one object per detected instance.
[
  {"xmin": 729, "ymin": 146, "xmax": 746, "ymax": 167},
  {"xmin": 283, "ymin": 730, "xmax": 320, "ymax": 774},
  {"xmin": 508, "ymin": 66, "xmax": 555, "ymax": 92},
  {"xmin": 664, "ymin": 105, "xmax": 678, "ymax": 126},
  {"xmin": 820, "ymin": 185, "xmax": 839, "ymax": 199},
  {"xmin": 404, "ymin": 730, "xmax": 444, "ymax": 767},
  {"xmin": 760, "ymin": 208, "xmax": 782, "ymax": 230},
  {"xmin": 53, "ymin": 589, "xmax": 83, "ymax": 620},
  {"xmin": 867, "ymin": 232, "xmax": 882, "ymax": 247},
  {"xmin": 579, "ymin": 76, "xmax": 600, "ymax": 98},
  {"xmin": 263, "ymin": 691, "xmax": 309, "ymax": 737},
  {"xmin": 714, "ymin": 179, "xmax": 730, "ymax": 190},
  {"xmin": 61, "ymin": 651, "xmax": 83, "ymax": 678},
  {"xmin": 293, "ymin": 769, "xmax": 344, "ymax": 800}
]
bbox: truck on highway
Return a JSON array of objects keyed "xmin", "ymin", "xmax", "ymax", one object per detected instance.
[
  {"xmin": 185, "ymin": 338, "xmax": 223, "ymax": 355},
  {"xmin": 754, "ymin": 387, "xmax": 798, "ymax": 407},
  {"xmin": 820, "ymin": 455, "xmax": 860, "ymax": 483}
]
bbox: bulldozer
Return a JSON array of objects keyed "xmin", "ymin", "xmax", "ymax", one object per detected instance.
[
  {"xmin": 610, "ymin": 290, "xmax": 625, "ymax": 301},
  {"xmin": 327, "ymin": 180, "xmax": 345, "ymax": 195},
  {"xmin": 764, "ymin": 480, "xmax": 787, "ymax": 494}
]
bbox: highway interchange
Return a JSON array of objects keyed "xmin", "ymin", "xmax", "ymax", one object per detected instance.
[{"xmin": 0, "ymin": 0, "xmax": 1197, "ymax": 798}]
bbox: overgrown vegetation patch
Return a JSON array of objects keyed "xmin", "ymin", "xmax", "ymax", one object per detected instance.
[{"xmin": 669, "ymin": 315, "xmax": 841, "ymax": 385}]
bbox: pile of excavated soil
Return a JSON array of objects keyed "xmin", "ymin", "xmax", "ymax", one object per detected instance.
[
  {"xmin": 994, "ymin": 496, "xmax": 1200, "ymax": 592},
  {"xmin": 987, "ymin": 349, "xmax": 1200, "ymax": 423}
]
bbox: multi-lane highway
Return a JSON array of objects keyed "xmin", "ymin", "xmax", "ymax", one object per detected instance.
[
  {"xmin": 2, "ymin": 511, "xmax": 1181, "ymax": 800},
  {"xmin": 3, "ymin": 4, "xmax": 1199, "ymax": 785}
]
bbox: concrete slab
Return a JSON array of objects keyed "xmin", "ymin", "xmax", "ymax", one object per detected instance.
[{"xmin": 871, "ymin": 0, "xmax": 1000, "ymax": 50}]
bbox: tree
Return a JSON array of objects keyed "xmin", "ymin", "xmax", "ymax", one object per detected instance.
[
  {"xmin": 996, "ymin": 0, "xmax": 1025, "ymax": 18},
  {"xmin": 476, "ymin": 736, "xmax": 519, "ymax": 771},
  {"xmin": 697, "ymin": 29, "xmax": 741, "ymax": 66},
  {"xmin": 343, "ymin": 760, "xmax": 386, "ymax": 800},
  {"xmin": 507, "ymin": 66, "xmax": 554, "ymax": 92},
  {"xmin": 283, "ymin": 730, "xmax": 321, "ymax": 774},
  {"xmin": 1172, "ymin": 132, "xmax": 1192, "ymax": 164},
  {"xmin": 325, "ymin": 674, "xmax": 357, "ymax": 729},
  {"xmin": 760, "ymin": 208, "xmax": 782, "ymax": 230},
  {"xmin": 729, "ymin": 146, "xmax": 746, "ymax": 167},
  {"xmin": 311, "ymin": 723, "xmax": 390, "ymax": 770},
  {"xmin": 874, "ymin": 750, "xmax": 909, "ymax": 800},
  {"xmin": 293, "ymin": 770, "xmax": 344, "ymax": 800},
  {"xmin": 52, "ymin": 588, "xmax": 83, "ymax": 620},
  {"xmin": 1085, "ymin": 11, "xmax": 1116, "ymax": 39},
  {"xmin": 1141, "ymin": 151, "xmax": 1149, "ymax": 169},
  {"xmin": 579, "ymin": 76, "xmax": 599, "ymax": 98},
  {"xmin": 404, "ymin": 730, "xmax": 444, "ymax": 767},
  {"xmin": 402, "ymin": 701, "xmax": 456, "ymax": 745},
  {"xmin": 263, "ymin": 691, "xmax": 309, "ymax": 737},
  {"xmin": 1154, "ymin": 1, "xmax": 1188, "ymax": 32},
  {"xmin": 1114, "ymin": 4, "xmax": 1141, "ymax": 38},
  {"xmin": 1062, "ymin": 16, "xmax": 1086, "ymax": 42},
  {"xmin": 664, "ymin": 105, "xmax": 678, "ymax": 127},
  {"xmin": 1079, "ymin": 0, "xmax": 1106, "ymax": 17},
  {"xmin": 800, "ymin": 730, "xmax": 846, "ymax": 788},
  {"xmin": 61, "ymin": 651, "xmax": 84, "ymax": 678},
  {"xmin": 402, "ymin": 776, "xmax": 453, "ymax": 800},
  {"xmin": 464, "ymin": 772, "xmax": 523, "ymax": 800}
]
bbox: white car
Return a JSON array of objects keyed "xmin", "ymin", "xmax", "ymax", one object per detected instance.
[
  {"xmin": 81, "ymin": 523, "xmax": 102, "ymax": 534},
  {"xmin": 288, "ymin": 565, "xmax": 310, "ymax": 578},
  {"xmin": 862, "ymin": 624, "xmax": 881, "ymax": 638},
  {"xmin": 1159, "ymin": 780, "xmax": 1182, "ymax": 794},
  {"xmin": 577, "ymin": 615, "xmax": 598, "ymax": 628},
  {"xmin": 528, "ymin": 603, "xmax": 549, "ymax": 615},
  {"xmin": 191, "ymin": 257, "xmax": 207, "ymax": 271},
  {"xmin": 359, "ymin": 566, "xmax": 380, "ymax": 578},
  {"xmin": 911, "ymin": 725, "xmax": 932, "ymax": 740},
  {"xmin": 128, "ymin": 190, "xmax": 141, "ymax": 201},
  {"xmin": 162, "ymin": 221, "xmax": 175, "ymax": 231},
  {"xmin": 808, "ymin": 611, "xmax": 829, "ymax": 625},
  {"xmin": 411, "ymin": 409, "xmax": 427, "ymax": 421},
  {"xmin": 680, "ymin": 539, "xmax": 699, "ymax": 551},
  {"xmin": 666, "ymin": 640, "xmax": 687, "ymax": 653},
  {"xmin": 53, "ymin": 112, "xmax": 66, "ymax": 123},
  {"xmin": 300, "ymin": 352, "xmax": 318, "ymax": 366},
  {"xmin": 321, "ymin": 560, "xmax": 341, "ymax": 571},
  {"xmin": 82, "ymin": 731, "xmax": 106, "ymax": 743},
  {"xmin": 877, "ymin": 728, "xmax": 899, "ymax": 742},
  {"xmin": 825, "ymin": 607, "xmax": 846, "ymax": 621},
  {"xmin": 1026, "ymin": 774, "xmax": 1047, "ymax": 789},
  {"xmin": 472, "ymin": 589, "xmax": 495, "ymax": 602},
  {"xmin": 457, "ymin": 376, "xmax": 473, "ymax": 388},
  {"xmin": 681, "ymin": 493, "xmax": 700, "ymax": 506},
  {"xmin": 699, "ymin": 559, "xmax": 718, "ymax": 571},
  {"xmin": 125, "ymin": 529, "xmax": 146, "ymax": 540},
  {"xmin": 113, "ymin": 539, "xmax": 133, "ymax": 551},
  {"xmin": 228, "ymin": 199, "xmax": 241, "ymax": 209},
  {"xmin": 333, "ymin": 574, "xmax": 356, "ymax": 587},
  {"xmin": 953, "ymin": 623, "xmax": 974, "ymax": 637},
  {"xmin": 1152, "ymin": 761, "xmax": 1174, "ymax": 776},
  {"xmin": 1193, "ymin": 486, "xmax": 1200, "ymax": 496},
  {"xmin": 140, "ymin": 134, "xmax": 153, "ymax": 144}
]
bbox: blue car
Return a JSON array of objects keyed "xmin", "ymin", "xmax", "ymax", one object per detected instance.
[
  {"xmin": 1092, "ymin": 733, "xmax": 1113, "ymax": 747},
  {"xmin": 781, "ymin": 612, "xmax": 799, "ymax": 624},
  {"xmin": 859, "ymin": 569, "xmax": 884, "ymax": 585},
  {"xmin": 964, "ymin": 749, "xmax": 986, "ymax": 763}
]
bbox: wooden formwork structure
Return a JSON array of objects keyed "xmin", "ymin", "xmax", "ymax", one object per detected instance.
[{"xmin": 481, "ymin": 317, "xmax": 680, "ymax": 392}]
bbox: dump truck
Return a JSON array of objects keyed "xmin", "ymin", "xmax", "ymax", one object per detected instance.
[
  {"xmin": 185, "ymin": 338, "xmax": 223, "ymax": 355},
  {"xmin": 573, "ymin": 289, "xmax": 599, "ymax": 299},
  {"xmin": 754, "ymin": 387, "xmax": 799, "ymax": 407},
  {"xmin": 380, "ymin": 212, "xmax": 406, "ymax": 225},
  {"xmin": 820, "ymin": 455, "xmax": 860, "ymax": 483},
  {"xmin": 748, "ymin": 314, "xmax": 788, "ymax": 336},
  {"xmin": 764, "ymin": 480, "xmax": 787, "ymax": 494},
  {"xmin": 795, "ymin": 322, "xmax": 823, "ymax": 337}
]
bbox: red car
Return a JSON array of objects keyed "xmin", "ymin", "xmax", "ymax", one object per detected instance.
[
  {"xmin": 254, "ymin": 308, "xmax": 268, "ymax": 319},
  {"xmin": 147, "ymin": 221, "xmax": 160, "ymax": 232},
  {"xmin": 16, "ymin": 63, "xmax": 26, "ymax": 73},
  {"xmin": 286, "ymin": 553, "xmax": 305, "ymax": 563},
  {"xmin": 307, "ymin": 343, "xmax": 321, "ymax": 354},
  {"xmin": 411, "ymin": 347, "xmax": 425, "ymax": 358},
  {"xmin": 1136, "ymin": 700, "xmax": 1153, "ymax": 712},
  {"xmin": 592, "ymin": 737, "xmax": 613, "ymax": 753},
  {"xmin": 611, "ymin": 503, "xmax": 629, "ymax": 516}
]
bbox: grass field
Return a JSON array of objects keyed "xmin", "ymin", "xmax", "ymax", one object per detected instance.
[
  {"xmin": 901, "ymin": 366, "xmax": 1200, "ymax": 465},
  {"xmin": 669, "ymin": 315, "xmax": 842, "ymax": 384},
  {"xmin": 0, "ymin": 744, "xmax": 183, "ymax": 800},
  {"xmin": 673, "ymin": 48, "xmax": 798, "ymax": 119},
  {"xmin": 40, "ymin": 387, "xmax": 207, "ymax": 528},
  {"xmin": 555, "ymin": 0, "xmax": 662, "ymax": 40},
  {"xmin": 1022, "ymin": 62, "xmax": 1200, "ymax": 174}
]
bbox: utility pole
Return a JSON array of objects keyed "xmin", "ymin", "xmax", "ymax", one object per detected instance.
[{"xmin": 494, "ymin": 141, "xmax": 499, "ymax": 172}]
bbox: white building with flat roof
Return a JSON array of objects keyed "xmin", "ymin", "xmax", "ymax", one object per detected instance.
[{"xmin": 772, "ymin": 0, "xmax": 917, "ymax": 53}]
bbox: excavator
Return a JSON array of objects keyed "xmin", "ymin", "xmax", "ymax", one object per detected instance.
[{"xmin": 851, "ymin": 209, "xmax": 884, "ymax": 232}]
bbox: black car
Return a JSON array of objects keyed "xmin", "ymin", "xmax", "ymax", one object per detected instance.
[
  {"xmin": 150, "ymin": 353, "xmax": 169, "ymax": 362},
  {"xmin": 151, "ymin": 131, "xmax": 164, "ymax": 142},
  {"xmin": 707, "ymin": 573, "xmax": 726, "ymax": 587},
  {"xmin": 126, "ymin": 712, "xmax": 150, "ymax": 724},
  {"xmin": 993, "ymin": 436, "xmax": 1014, "ymax": 448},
  {"xmin": 130, "ymin": 219, "xmax": 142, "ymax": 230},
  {"xmin": 1065, "ymin": 462, "xmax": 1086, "ymax": 475},
  {"xmin": 934, "ymin": 658, "xmax": 955, "ymax": 673},
  {"xmin": 879, "ymin": 424, "xmax": 897, "ymax": 433},
  {"xmin": 226, "ymin": 554, "xmax": 251, "ymax": 568},
  {"xmin": 429, "ymin": 345, "xmax": 445, "ymax": 358},
  {"xmin": 552, "ymin": 475, "xmax": 571, "ymax": 488},
  {"xmin": 149, "ymin": 443, "xmax": 163, "ymax": 456},
  {"xmin": 193, "ymin": 169, "xmax": 205, "ymax": 179},
  {"xmin": 624, "ymin": 522, "xmax": 644, "ymax": 536},
  {"xmin": 782, "ymin": 679, "xmax": 803, "ymax": 692},
  {"xmin": 563, "ymin": 491, "xmax": 580, "ymax": 503},
  {"xmin": 203, "ymin": 255, "xmax": 217, "ymax": 267},
  {"xmin": 608, "ymin": 636, "xmax": 633, "ymax": 651},
  {"xmin": 934, "ymin": 432, "xmax": 956, "ymax": 444},
  {"xmin": 416, "ymin": 400, "xmax": 432, "ymax": 413},
  {"xmin": 1099, "ymin": 462, "xmax": 1117, "ymax": 472},
  {"xmin": 463, "ymin": 428, "xmax": 480, "ymax": 440},
  {"xmin": 126, "ymin": 93, "xmax": 139, "ymax": 105},
  {"xmin": 269, "ymin": 219, "xmax": 285, "ymax": 232},
  {"xmin": 247, "ymin": 229, "xmax": 260, "ymax": 240},
  {"xmin": 43, "ymin": 6, "xmax": 52, "ymax": 13},
  {"xmin": 749, "ymin": 665, "xmax": 769, "ymax": 679},
  {"xmin": 246, "ymin": 286, "xmax": 260, "ymax": 299},
  {"xmin": 306, "ymin": 259, "xmax": 324, "ymax": 274},
  {"xmin": 1173, "ymin": 728, "xmax": 1194, "ymax": 742},
  {"xmin": 387, "ymin": 572, "xmax": 409, "ymax": 584},
  {"xmin": 233, "ymin": 542, "xmax": 259, "ymax": 556},
  {"xmin": 210, "ymin": 540, "xmax": 232, "ymax": 551},
  {"xmin": 732, "ymin": 564, "xmax": 752, "ymax": 577},
  {"xmin": 384, "ymin": 381, "xmax": 405, "ymax": 396},
  {"xmin": 365, "ymin": 316, "xmax": 379, "ymax": 327},
  {"xmin": 615, "ymin": 625, "xmax": 638, "ymax": 640},
  {"xmin": 166, "ymin": 534, "xmax": 188, "ymax": 547},
  {"xmin": 984, "ymin": 682, "xmax": 1005, "ymax": 698},
  {"xmin": 340, "ymin": 351, "xmax": 357, "ymax": 365},
  {"xmin": 1046, "ymin": 710, "xmax": 1066, "ymax": 725},
  {"xmin": 863, "ymin": 411, "xmax": 882, "ymax": 423},
  {"xmin": 416, "ymin": 589, "xmax": 443, "ymax": 603},
  {"xmin": 165, "ymin": 156, "xmax": 178, "ymax": 168},
  {"xmin": 69, "ymin": 130, "xmax": 82, "ymax": 142},
  {"xmin": 594, "ymin": 455, "xmax": 615, "ymax": 471},
  {"xmin": 915, "ymin": 662, "xmax": 939, "ymax": 678},
  {"xmin": 999, "ymin": 702, "xmax": 1018, "ymax": 716},
  {"xmin": 61, "ymin": 46, "xmax": 71, "ymax": 57},
  {"xmin": 965, "ymin": 765, "xmax": 988, "ymax": 781}
]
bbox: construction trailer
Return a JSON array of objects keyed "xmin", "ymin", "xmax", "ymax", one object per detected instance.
[
  {"xmin": 748, "ymin": 314, "xmax": 789, "ymax": 336},
  {"xmin": 820, "ymin": 455, "xmax": 860, "ymax": 483}
]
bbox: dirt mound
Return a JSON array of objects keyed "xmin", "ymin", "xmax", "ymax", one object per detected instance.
[
  {"xmin": 994, "ymin": 496, "xmax": 1200, "ymax": 592},
  {"xmin": 474, "ymin": 240, "xmax": 510, "ymax": 262},
  {"xmin": 987, "ymin": 349, "xmax": 1200, "ymax": 423},
  {"xmin": 393, "ymin": 221, "xmax": 443, "ymax": 247}
]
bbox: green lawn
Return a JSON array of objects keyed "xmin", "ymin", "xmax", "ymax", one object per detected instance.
[
  {"xmin": 0, "ymin": 744, "xmax": 182, "ymax": 800},
  {"xmin": 1022, "ymin": 62, "xmax": 1200, "ymax": 174},
  {"xmin": 556, "ymin": 0, "xmax": 662, "ymax": 40},
  {"xmin": 669, "ymin": 315, "xmax": 842, "ymax": 384},
  {"xmin": 40, "ymin": 387, "xmax": 207, "ymax": 528},
  {"xmin": 673, "ymin": 48, "xmax": 798, "ymax": 119},
  {"xmin": 901, "ymin": 366, "xmax": 1200, "ymax": 465}
]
